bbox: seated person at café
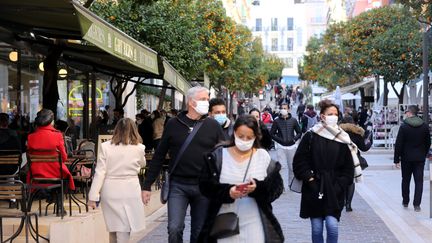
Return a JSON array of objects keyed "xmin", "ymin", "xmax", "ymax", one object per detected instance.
[
  {"xmin": 0, "ymin": 113, "xmax": 22, "ymax": 176},
  {"xmin": 26, "ymin": 109, "xmax": 75, "ymax": 190}
]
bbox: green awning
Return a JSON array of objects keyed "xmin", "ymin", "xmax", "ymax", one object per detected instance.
[
  {"xmin": 162, "ymin": 58, "xmax": 191, "ymax": 95},
  {"xmin": 0, "ymin": 0, "xmax": 190, "ymax": 94},
  {"xmin": 73, "ymin": 3, "xmax": 159, "ymax": 75}
]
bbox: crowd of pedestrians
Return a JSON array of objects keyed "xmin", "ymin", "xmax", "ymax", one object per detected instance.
[{"xmin": 1, "ymin": 84, "xmax": 430, "ymax": 243}]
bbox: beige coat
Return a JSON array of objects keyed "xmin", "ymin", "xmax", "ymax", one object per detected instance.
[{"xmin": 89, "ymin": 141, "xmax": 146, "ymax": 233}]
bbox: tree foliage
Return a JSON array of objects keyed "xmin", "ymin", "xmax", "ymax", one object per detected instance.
[
  {"xmin": 91, "ymin": 0, "xmax": 284, "ymax": 105},
  {"xmin": 300, "ymin": 5, "xmax": 423, "ymax": 104},
  {"xmin": 397, "ymin": 0, "xmax": 432, "ymax": 26}
]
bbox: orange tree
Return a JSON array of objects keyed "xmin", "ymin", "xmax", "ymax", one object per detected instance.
[
  {"xmin": 299, "ymin": 22, "xmax": 366, "ymax": 90},
  {"xmin": 301, "ymin": 6, "xmax": 423, "ymax": 104},
  {"xmin": 396, "ymin": 0, "xmax": 432, "ymax": 26},
  {"xmin": 347, "ymin": 6, "xmax": 422, "ymax": 104}
]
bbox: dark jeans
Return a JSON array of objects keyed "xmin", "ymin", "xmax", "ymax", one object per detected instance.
[
  {"xmin": 168, "ymin": 180, "xmax": 210, "ymax": 243},
  {"xmin": 401, "ymin": 161, "xmax": 425, "ymax": 206}
]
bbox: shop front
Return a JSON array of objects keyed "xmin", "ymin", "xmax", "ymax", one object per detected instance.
[{"xmin": 0, "ymin": 0, "xmax": 190, "ymax": 138}]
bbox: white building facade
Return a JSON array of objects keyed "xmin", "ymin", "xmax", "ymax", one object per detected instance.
[{"xmin": 246, "ymin": 0, "xmax": 328, "ymax": 86}]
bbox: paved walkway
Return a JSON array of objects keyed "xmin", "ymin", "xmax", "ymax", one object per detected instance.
[{"xmin": 142, "ymin": 149, "xmax": 424, "ymax": 242}]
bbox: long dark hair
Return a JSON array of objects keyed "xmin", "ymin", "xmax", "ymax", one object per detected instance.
[{"xmin": 225, "ymin": 115, "xmax": 262, "ymax": 148}]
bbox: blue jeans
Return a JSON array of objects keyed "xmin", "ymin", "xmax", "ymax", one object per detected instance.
[
  {"xmin": 310, "ymin": 216, "xmax": 338, "ymax": 243},
  {"xmin": 167, "ymin": 180, "xmax": 210, "ymax": 243}
]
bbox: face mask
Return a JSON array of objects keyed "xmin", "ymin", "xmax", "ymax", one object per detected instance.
[
  {"xmin": 324, "ymin": 115, "xmax": 338, "ymax": 127},
  {"xmin": 194, "ymin": 100, "xmax": 209, "ymax": 115},
  {"xmin": 280, "ymin": 109, "xmax": 288, "ymax": 116},
  {"xmin": 136, "ymin": 120, "xmax": 143, "ymax": 125},
  {"xmin": 214, "ymin": 114, "xmax": 227, "ymax": 125},
  {"xmin": 235, "ymin": 135, "xmax": 255, "ymax": 152}
]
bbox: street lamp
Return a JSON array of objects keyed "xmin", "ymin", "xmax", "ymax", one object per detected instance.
[{"xmin": 9, "ymin": 51, "xmax": 18, "ymax": 62}]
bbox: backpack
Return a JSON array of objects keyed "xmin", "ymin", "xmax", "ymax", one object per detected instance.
[{"xmin": 305, "ymin": 114, "xmax": 318, "ymax": 131}]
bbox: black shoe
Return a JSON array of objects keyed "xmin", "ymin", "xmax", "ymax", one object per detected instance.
[
  {"xmin": 346, "ymin": 205, "xmax": 353, "ymax": 212},
  {"xmin": 414, "ymin": 206, "xmax": 421, "ymax": 212},
  {"xmin": 402, "ymin": 202, "xmax": 408, "ymax": 208}
]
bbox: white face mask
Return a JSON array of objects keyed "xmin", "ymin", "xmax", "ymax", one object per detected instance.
[
  {"xmin": 280, "ymin": 109, "xmax": 288, "ymax": 116},
  {"xmin": 235, "ymin": 135, "xmax": 255, "ymax": 152},
  {"xmin": 193, "ymin": 100, "xmax": 209, "ymax": 115},
  {"xmin": 324, "ymin": 115, "xmax": 338, "ymax": 127}
]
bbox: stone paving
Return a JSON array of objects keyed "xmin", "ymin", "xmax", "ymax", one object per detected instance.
[{"xmin": 143, "ymin": 150, "xmax": 399, "ymax": 243}]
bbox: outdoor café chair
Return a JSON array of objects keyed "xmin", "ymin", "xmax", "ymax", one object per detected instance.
[
  {"xmin": 27, "ymin": 149, "xmax": 67, "ymax": 219},
  {"xmin": 0, "ymin": 179, "xmax": 40, "ymax": 243}
]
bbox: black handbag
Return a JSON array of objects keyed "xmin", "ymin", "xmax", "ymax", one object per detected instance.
[
  {"xmin": 358, "ymin": 154, "xmax": 368, "ymax": 170},
  {"xmin": 209, "ymin": 212, "xmax": 239, "ymax": 239},
  {"xmin": 209, "ymin": 151, "xmax": 254, "ymax": 239},
  {"xmin": 160, "ymin": 120, "xmax": 203, "ymax": 204}
]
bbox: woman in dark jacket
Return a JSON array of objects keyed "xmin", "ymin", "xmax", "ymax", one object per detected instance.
[
  {"xmin": 249, "ymin": 108, "xmax": 273, "ymax": 150},
  {"xmin": 199, "ymin": 115, "xmax": 284, "ymax": 243},
  {"xmin": 340, "ymin": 115, "xmax": 372, "ymax": 211},
  {"xmin": 293, "ymin": 100, "xmax": 355, "ymax": 243}
]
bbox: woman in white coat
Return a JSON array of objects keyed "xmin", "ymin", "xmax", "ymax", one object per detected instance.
[{"xmin": 88, "ymin": 118, "xmax": 146, "ymax": 243}]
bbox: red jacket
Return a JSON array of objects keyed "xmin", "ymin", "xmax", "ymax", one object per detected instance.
[{"xmin": 27, "ymin": 125, "xmax": 75, "ymax": 190}]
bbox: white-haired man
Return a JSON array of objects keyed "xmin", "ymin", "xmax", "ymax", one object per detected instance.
[{"xmin": 142, "ymin": 86, "xmax": 225, "ymax": 243}]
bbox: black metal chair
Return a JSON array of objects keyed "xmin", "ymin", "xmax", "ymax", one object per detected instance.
[
  {"xmin": 0, "ymin": 150, "xmax": 21, "ymax": 180},
  {"xmin": 27, "ymin": 149, "xmax": 67, "ymax": 219},
  {"xmin": 0, "ymin": 179, "xmax": 39, "ymax": 243}
]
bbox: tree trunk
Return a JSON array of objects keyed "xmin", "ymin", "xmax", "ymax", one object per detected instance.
[
  {"xmin": 43, "ymin": 48, "xmax": 62, "ymax": 118},
  {"xmin": 157, "ymin": 81, "xmax": 168, "ymax": 110},
  {"xmin": 229, "ymin": 91, "xmax": 235, "ymax": 118}
]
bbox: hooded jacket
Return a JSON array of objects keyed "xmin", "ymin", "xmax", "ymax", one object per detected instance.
[
  {"xmin": 339, "ymin": 123, "xmax": 372, "ymax": 152},
  {"xmin": 394, "ymin": 116, "xmax": 430, "ymax": 163},
  {"xmin": 301, "ymin": 110, "xmax": 318, "ymax": 133}
]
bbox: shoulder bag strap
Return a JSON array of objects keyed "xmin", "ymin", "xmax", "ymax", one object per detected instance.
[
  {"xmin": 169, "ymin": 120, "xmax": 204, "ymax": 175},
  {"xmin": 242, "ymin": 150, "xmax": 254, "ymax": 182}
]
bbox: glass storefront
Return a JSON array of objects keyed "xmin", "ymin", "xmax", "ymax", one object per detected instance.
[{"xmin": 0, "ymin": 45, "xmax": 113, "ymax": 138}]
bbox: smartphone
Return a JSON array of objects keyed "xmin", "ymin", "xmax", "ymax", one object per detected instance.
[{"xmin": 236, "ymin": 181, "xmax": 252, "ymax": 192}]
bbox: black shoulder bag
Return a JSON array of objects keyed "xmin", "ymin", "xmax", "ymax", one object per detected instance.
[
  {"xmin": 209, "ymin": 150, "xmax": 254, "ymax": 239},
  {"xmin": 160, "ymin": 120, "xmax": 204, "ymax": 204}
]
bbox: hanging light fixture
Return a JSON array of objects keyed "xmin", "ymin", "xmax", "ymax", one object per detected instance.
[
  {"xmin": 58, "ymin": 68, "xmax": 68, "ymax": 78},
  {"xmin": 9, "ymin": 51, "xmax": 18, "ymax": 62},
  {"xmin": 39, "ymin": 62, "xmax": 44, "ymax": 72}
]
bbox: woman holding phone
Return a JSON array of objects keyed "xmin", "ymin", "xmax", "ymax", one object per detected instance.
[{"xmin": 198, "ymin": 115, "xmax": 284, "ymax": 243}]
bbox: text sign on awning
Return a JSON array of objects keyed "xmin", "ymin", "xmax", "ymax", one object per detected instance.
[
  {"xmin": 74, "ymin": 4, "xmax": 159, "ymax": 75},
  {"xmin": 162, "ymin": 60, "xmax": 190, "ymax": 95}
]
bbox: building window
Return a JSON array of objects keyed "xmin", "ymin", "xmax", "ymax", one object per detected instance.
[
  {"xmin": 285, "ymin": 57, "xmax": 293, "ymax": 68},
  {"xmin": 255, "ymin": 18, "xmax": 262, "ymax": 31},
  {"xmin": 271, "ymin": 38, "xmax": 278, "ymax": 51},
  {"xmin": 271, "ymin": 18, "xmax": 278, "ymax": 31},
  {"xmin": 287, "ymin": 38, "xmax": 294, "ymax": 51},
  {"xmin": 287, "ymin": 18, "xmax": 294, "ymax": 31}
]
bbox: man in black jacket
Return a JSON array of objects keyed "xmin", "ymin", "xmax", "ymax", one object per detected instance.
[
  {"xmin": 270, "ymin": 103, "xmax": 301, "ymax": 187},
  {"xmin": 142, "ymin": 86, "xmax": 225, "ymax": 243},
  {"xmin": 394, "ymin": 105, "xmax": 431, "ymax": 212}
]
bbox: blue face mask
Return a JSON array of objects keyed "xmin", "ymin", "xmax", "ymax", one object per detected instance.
[{"xmin": 214, "ymin": 114, "xmax": 228, "ymax": 125}]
